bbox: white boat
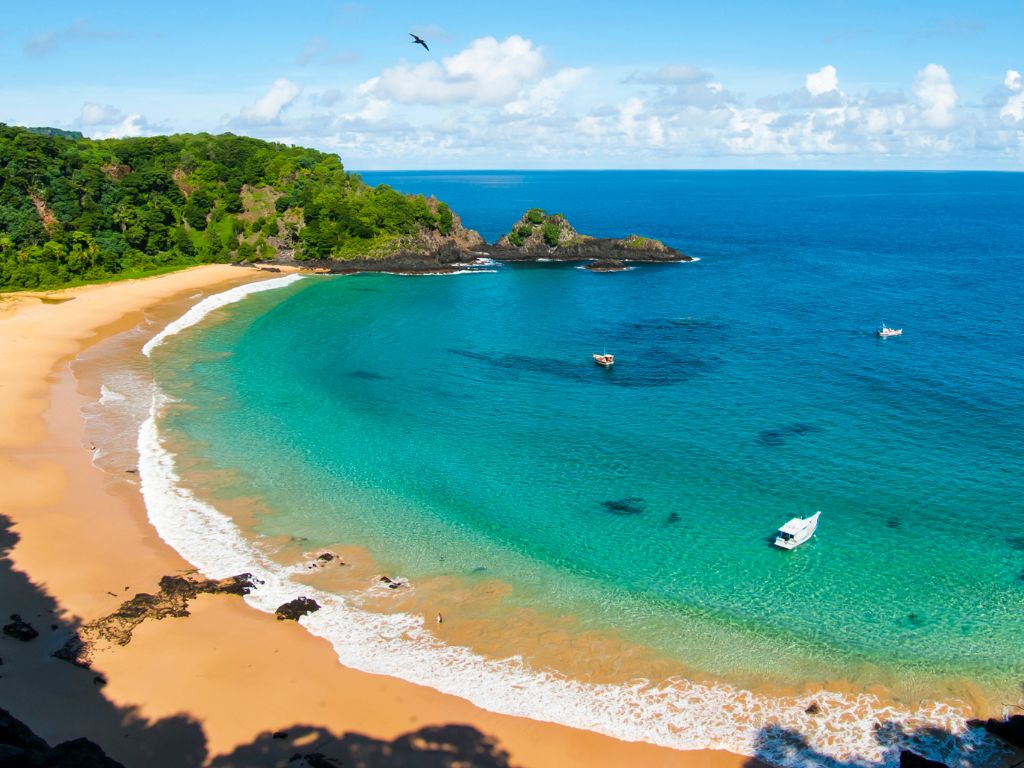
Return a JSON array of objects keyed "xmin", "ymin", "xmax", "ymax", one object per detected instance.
[
  {"xmin": 773, "ymin": 511, "xmax": 820, "ymax": 550},
  {"xmin": 877, "ymin": 324, "xmax": 902, "ymax": 338},
  {"xmin": 593, "ymin": 353, "xmax": 615, "ymax": 367}
]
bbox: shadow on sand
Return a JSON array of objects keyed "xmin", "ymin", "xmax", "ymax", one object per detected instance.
[{"xmin": 3, "ymin": 510, "xmax": 1022, "ymax": 767}]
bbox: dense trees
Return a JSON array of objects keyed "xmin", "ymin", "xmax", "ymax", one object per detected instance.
[{"xmin": 0, "ymin": 124, "xmax": 452, "ymax": 290}]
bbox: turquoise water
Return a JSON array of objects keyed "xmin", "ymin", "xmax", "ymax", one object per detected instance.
[{"xmin": 153, "ymin": 172, "xmax": 1024, "ymax": 702}]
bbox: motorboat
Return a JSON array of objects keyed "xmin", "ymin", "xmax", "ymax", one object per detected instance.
[
  {"xmin": 877, "ymin": 324, "xmax": 903, "ymax": 338},
  {"xmin": 773, "ymin": 511, "xmax": 820, "ymax": 550},
  {"xmin": 593, "ymin": 353, "xmax": 615, "ymax": 367}
]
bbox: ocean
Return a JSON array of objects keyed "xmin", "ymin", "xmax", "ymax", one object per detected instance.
[{"xmin": 130, "ymin": 171, "xmax": 1024, "ymax": 766}]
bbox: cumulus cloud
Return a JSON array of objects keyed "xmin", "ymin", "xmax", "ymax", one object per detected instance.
[
  {"xmin": 236, "ymin": 78, "xmax": 302, "ymax": 125},
  {"xmin": 805, "ymin": 65, "xmax": 839, "ymax": 97},
  {"xmin": 364, "ymin": 35, "xmax": 547, "ymax": 105},
  {"xmin": 1001, "ymin": 69, "xmax": 1024, "ymax": 122},
  {"xmin": 92, "ymin": 114, "xmax": 152, "ymax": 139},
  {"xmin": 913, "ymin": 63, "xmax": 957, "ymax": 128},
  {"xmin": 79, "ymin": 102, "xmax": 123, "ymax": 126}
]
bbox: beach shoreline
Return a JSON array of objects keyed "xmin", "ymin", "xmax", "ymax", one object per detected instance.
[{"xmin": 0, "ymin": 264, "xmax": 752, "ymax": 767}]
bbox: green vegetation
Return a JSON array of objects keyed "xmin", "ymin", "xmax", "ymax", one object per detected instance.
[
  {"xmin": 541, "ymin": 220, "xmax": 562, "ymax": 247},
  {"xmin": 0, "ymin": 124, "xmax": 455, "ymax": 290},
  {"xmin": 25, "ymin": 127, "xmax": 85, "ymax": 140},
  {"xmin": 526, "ymin": 208, "xmax": 545, "ymax": 225}
]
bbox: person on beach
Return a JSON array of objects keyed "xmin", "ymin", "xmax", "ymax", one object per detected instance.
[{"xmin": 436, "ymin": 612, "xmax": 443, "ymax": 624}]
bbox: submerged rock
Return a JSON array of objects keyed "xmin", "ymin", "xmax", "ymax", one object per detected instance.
[
  {"xmin": 2, "ymin": 614, "xmax": 39, "ymax": 642},
  {"xmin": 275, "ymin": 597, "xmax": 321, "ymax": 621}
]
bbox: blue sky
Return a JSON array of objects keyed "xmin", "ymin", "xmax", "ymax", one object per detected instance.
[{"xmin": 2, "ymin": 0, "xmax": 1023, "ymax": 169}]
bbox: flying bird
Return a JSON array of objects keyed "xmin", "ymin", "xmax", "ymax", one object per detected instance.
[{"xmin": 410, "ymin": 33, "xmax": 429, "ymax": 51}]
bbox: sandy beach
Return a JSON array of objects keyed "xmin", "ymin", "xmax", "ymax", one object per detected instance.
[{"xmin": 0, "ymin": 264, "xmax": 753, "ymax": 767}]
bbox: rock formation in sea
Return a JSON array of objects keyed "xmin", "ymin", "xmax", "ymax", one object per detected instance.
[{"xmin": 491, "ymin": 209, "xmax": 691, "ymax": 266}]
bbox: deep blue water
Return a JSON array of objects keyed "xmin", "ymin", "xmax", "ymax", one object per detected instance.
[{"xmin": 155, "ymin": 171, "xmax": 1024, "ymax": 700}]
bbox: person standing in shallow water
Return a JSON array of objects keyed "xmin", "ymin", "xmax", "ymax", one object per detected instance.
[{"xmin": 436, "ymin": 612, "xmax": 443, "ymax": 625}]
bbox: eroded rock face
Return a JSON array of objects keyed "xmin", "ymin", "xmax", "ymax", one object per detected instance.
[
  {"xmin": 54, "ymin": 573, "xmax": 255, "ymax": 667},
  {"xmin": 275, "ymin": 597, "xmax": 321, "ymax": 621}
]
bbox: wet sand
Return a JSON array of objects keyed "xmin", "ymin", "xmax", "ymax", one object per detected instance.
[{"xmin": 0, "ymin": 265, "xmax": 754, "ymax": 767}]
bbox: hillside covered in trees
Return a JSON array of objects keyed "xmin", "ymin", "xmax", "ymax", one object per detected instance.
[{"xmin": 0, "ymin": 124, "xmax": 463, "ymax": 290}]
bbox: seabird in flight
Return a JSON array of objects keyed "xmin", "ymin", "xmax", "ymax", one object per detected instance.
[{"xmin": 410, "ymin": 33, "xmax": 429, "ymax": 51}]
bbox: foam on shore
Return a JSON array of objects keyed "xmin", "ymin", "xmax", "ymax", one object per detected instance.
[
  {"xmin": 134, "ymin": 278, "xmax": 1006, "ymax": 768},
  {"xmin": 141, "ymin": 273, "xmax": 305, "ymax": 357}
]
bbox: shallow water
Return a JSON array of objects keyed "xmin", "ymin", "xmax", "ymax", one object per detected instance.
[{"xmin": 141, "ymin": 171, "xmax": 1024, "ymax": 765}]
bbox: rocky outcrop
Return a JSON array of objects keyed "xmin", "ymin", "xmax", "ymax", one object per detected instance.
[
  {"xmin": 2, "ymin": 614, "xmax": 39, "ymax": 642},
  {"xmin": 0, "ymin": 707, "xmax": 126, "ymax": 768},
  {"xmin": 275, "ymin": 597, "xmax": 321, "ymax": 621},
  {"xmin": 55, "ymin": 573, "xmax": 255, "ymax": 667},
  {"xmin": 969, "ymin": 715, "xmax": 1024, "ymax": 750},
  {"xmin": 899, "ymin": 751, "xmax": 948, "ymax": 767},
  {"xmin": 491, "ymin": 209, "xmax": 692, "ymax": 265},
  {"xmin": 495, "ymin": 209, "xmax": 586, "ymax": 250}
]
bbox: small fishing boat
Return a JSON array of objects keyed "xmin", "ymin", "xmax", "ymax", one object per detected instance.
[
  {"xmin": 877, "ymin": 324, "xmax": 902, "ymax": 338},
  {"xmin": 773, "ymin": 511, "xmax": 820, "ymax": 550},
  {"xmin": 593, "ymin": 353, "xmax": 615, "ymax": 367}
]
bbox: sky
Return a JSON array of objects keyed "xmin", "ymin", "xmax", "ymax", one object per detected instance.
[{"xmin": 2, "ymin": 0, "xmax": 1023, "ymax": 169}]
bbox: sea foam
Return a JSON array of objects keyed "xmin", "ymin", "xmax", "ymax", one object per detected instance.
[
  {"xmin": 135, "ymin": 279, "xmax": 1005, "ymax": 768},
  {"xmin": 141, "ymin": 273, "xmax": 305, "ymax": 357}
]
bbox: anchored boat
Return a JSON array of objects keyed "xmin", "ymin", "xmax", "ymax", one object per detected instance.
[
  {"xmin": 877, "ymin": 324, "xmax": 902, "ymax": 338},
  {"xmin": 773, "ymin": 511, "xmax": 820, "ymax": 550},
  {"xmin": 593, "ymin": 353, "xmax": 615, "ymax": 367}
]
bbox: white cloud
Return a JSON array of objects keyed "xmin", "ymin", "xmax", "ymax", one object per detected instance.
[
  {"xmin": 1001, "ymin": 70, "xmax": 1024, "ymax": 122},
  {"xmin": 79, "ymin": 101, "xmax": 123, "ymax": 125},
  {"xmin": 913, "ymin": 63, "xmax": 957, "ymax": 128},
  {"xmin": 92, "ymin": 114, "xmax": 150, "ymax": 139},
  {"xmin": 805, "ymin": 65, "xmax": 839, "ymax": 97},
  {"xmin": 504, "ymin": 67, "xmax": 589, "ymax": 117},
  {"xmin": 237, "ymin": 78, "xmax": 302, "ymax": 125},
  {"xmin": 366, "ymin": 35, "xmax": 546, "ymax": 105}
]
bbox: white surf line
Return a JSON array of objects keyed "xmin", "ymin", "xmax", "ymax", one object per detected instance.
[{"xmin": 141, "ymin": 273, "xmax": 305, "ymax": 357}]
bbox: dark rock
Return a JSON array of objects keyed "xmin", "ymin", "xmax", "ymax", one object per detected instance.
[
  {"xmin": 124, "ymin": 468, "xmax": 138, "ymax": 474},
  {"xmin": 92, "ymin": 674, "xmax": 107, "ymax": 688},
  {"xmin": 899, "ymin": 750, "xmax": 948, "ymax": 767},
  {"xmin": 3, "ymin": 614, "xmax": 39, "ymax": 642},
  {"xmin": 665, "ymin": 512, "xmax": 681, "ymax": 525},
  {"xmin": 0, "ymin": 707, "xmax": 49, "ymax": 752},
  {"xmin": 0, "ymin": 708, "xmax": 126, "ymax": 767},
  {"xmin": 585, "ymin": 259, "xmax": 630, "ymax": 272},
  {"xmin": 272, "ymin": 731, "xmax": 289, "ymax": 740},
  {"xmin": 316, "ymin": 553, "xmax": 335, "ymax": 563},
  {"xmin": 969, "ymin": 714, "xmax": 1024, "ymax": 749},
  {"xmin": 50, "ymin": 625, "xmax": 58, "ymax": 631},
  {"xmin": 804, "ymin": 702, "xmax": 820, "ymax": 715},
  {"xmin": 47, "ymin": 737, "xmax": 127, "ymax": 767},
  {"xmin": 379, "ymin": 576, "xmax": 393, "ymax": 584},
  {"xmin": 275, "ymin": 597, "xmax": 320, "ymax": 622},
  {"xmin": 55, "ymin": 573, "xmax": 256, "ymax": 667}
]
